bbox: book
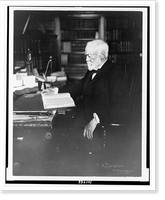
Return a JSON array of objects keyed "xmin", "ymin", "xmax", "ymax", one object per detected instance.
[
  {"xmin": 61, "ymin": 54, "xmax": 68, "ymax": 65},
  {"xmin": 62, "ymin": 42, "xmax": 71, "ymax": 52},
  {"xmin": 41, "ymin": 92, "xmax": 75, "ymax": 109}
]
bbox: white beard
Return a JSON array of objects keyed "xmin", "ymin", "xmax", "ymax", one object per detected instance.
[
  {"xmin": 86, "ymin": 58, "xmax": 105, "ymax": 71},
  {"xmin": 87, "ymin": 62, "xmax": 97, "ymax": 71}
]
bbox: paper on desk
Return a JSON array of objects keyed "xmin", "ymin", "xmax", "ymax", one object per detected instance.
[{"xmin": 41, "ymin": 92, "xmax": 75, "ymax": 109}]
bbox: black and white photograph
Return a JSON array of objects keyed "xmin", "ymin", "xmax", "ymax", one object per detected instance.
[{"xmin": 0, "ymin": 0, "xmax": 156, "ymax": 191}]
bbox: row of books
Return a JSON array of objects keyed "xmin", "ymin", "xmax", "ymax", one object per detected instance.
[
  {"xmin": 106, "ymin": 29, "xmax": 142, "ymax": 41},
  {"xmin": 61, "ymin": 30, "xmax": 97, "ymax": 40},
  {"xmin": 61, "ymin": 19, "xmax": 98, "ymax": 29},
  {"xmin": 14, "ymin": 55, "xmax": 52, "ymax": 74},
  {"xmin": 109, "ymin": 41, "xmax": 142, "ymax": 53},
  {"xmin": 109, "ymin": 53, "xmax": 141, "ymax": 64},
  {"xmin": 106, "ymin": 30, "xmax": 122, "ymax": 40},
  {"xmin": 61, "ymin": 54, "xmax": 141, "ymax": 74},
  {"xmin": 14, "ymin": 40, "xmax": 36, "ymax": 55},
  {"xmin": 62, "ymin": 41, "xmax": 87, "ymax": 52},
  {"xmin": 61, "ymin": 40, "xmax": 141, "ymax": 56},
  {"xmin": 14, "ymin": 56, "xmax": 43, "ymax": 72},
  {"xmin": 65, "ymin": 70, "xmax": 87, "ymax": 80},
  {"xmin": 106, "ymin": 17, "xmax": 142, "ymax": 29},
  {"xmin": 31, "ymin": 56, "xmax": 43, "ymax": 71},
  {"xmin": 14, "ymin": 39, "xmax": 42, "ymax": 55},
  {"xmin": 14, "ymin": 39, "xmax": 54, "ymax": 55},
  {"xmin": 63, "ymin": 66, "xmax": 87, "ymax": 72},
  {"xmin": 61, "ymin": 54, "xmax": 86, "ymax": 65}
]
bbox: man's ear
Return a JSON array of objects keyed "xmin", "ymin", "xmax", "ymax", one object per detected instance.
[{"xmin": 100, "ymin": 51, "xmax": 106, "ymax": 60}]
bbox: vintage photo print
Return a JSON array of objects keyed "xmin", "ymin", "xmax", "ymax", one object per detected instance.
[{"xmin": 0, "ymin": 1, "xmax": 155, "ymax": 190}]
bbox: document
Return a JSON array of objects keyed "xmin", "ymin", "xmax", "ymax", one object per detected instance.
[{"xmin": 41, "ymin": 91, "xmax": 75, "ymax": 109}]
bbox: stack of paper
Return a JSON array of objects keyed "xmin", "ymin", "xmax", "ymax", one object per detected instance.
[
  {"xmin": 41, "ymin": 92, "xmax": 75, "ymax": 109},
  {"xmin": 13, "ymin": 114, "xmax": 53, "ymax": 122}
]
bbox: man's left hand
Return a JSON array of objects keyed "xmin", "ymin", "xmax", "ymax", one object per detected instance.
[{"xmin": 83, "ymin": 118, "xmax": 98, "ymax": 139}]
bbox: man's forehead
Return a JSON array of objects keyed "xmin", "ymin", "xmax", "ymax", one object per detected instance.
[{"xmin": 85, "ymin": 47, "xmax": 97, "ymax": 54}]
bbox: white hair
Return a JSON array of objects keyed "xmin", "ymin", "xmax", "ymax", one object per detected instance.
[{"xmin": 85, "ymin": 39, "xmax": 109, "ymax": 60}]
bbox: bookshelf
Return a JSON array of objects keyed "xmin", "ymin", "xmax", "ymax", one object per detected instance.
[
  {"xmin": 59, "ymin": 12, "xmax": 142, "ymax": 81},
  {"xmin": 104, "ymin": 12, "xmax": 142, "ymax": 116},
  {"xmin": 14, "ymin": 12, "xmax": 58, "ymax": 75},
  {"xmin": 60, "ymin": 16, "xmax": 100, "ymax": 79},
  {"xmin": 105, "ymin": 12, "xmax": 142, "ymax": 65}
]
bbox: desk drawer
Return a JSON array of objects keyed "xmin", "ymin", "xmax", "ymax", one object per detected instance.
[
  {"xmin": 13, "ymin": 126, "xmax": 55, "ymax": 140},
  {"xmin": 13, "ymin": 126, "xmax": 60, "ymax": 176}
]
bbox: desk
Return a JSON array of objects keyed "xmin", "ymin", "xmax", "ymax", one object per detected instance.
[
  {"xmin": 13, "ymin": 79, "xmax": 66, "ymax": 101},
  {"xmin": 13, "ymin": 93, "xmax": 58, "ymax": 176},
  {"xmin": 14, "ymin": 93, "xmax": 44, "ymax": 111},
  {"xmin": 13, "ymin": 93, "xmax": 141, "ymax": 177}
]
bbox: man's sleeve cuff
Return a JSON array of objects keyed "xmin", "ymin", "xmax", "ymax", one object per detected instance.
[{"xmin": 93, "ymin": 113, "xmax": 100, "ymax": 124}]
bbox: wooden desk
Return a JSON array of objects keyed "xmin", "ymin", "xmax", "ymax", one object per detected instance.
[
  {"xmin": 13, "ymin": 93, "xmax": 141, "ymax": 177},
  {"xmin": 13, "ymin": 93, "xmax": 57, "ymax": 127},
  {"xmin": 13, "ymin": 93, "xmax": 58, "ymax": 175}
]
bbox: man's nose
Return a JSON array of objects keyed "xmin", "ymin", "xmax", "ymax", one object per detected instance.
[{"xmin": 86, "ymin": 56, "xmax": 90, "ymax": 62}]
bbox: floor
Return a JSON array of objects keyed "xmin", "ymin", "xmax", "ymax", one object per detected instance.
[{"xmin": 13, "ymin": 110, "xmax": 142, "ymax": 177}]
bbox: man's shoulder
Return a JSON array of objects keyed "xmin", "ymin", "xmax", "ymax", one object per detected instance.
[
  {"xmin": 104, "ymin": 63, "xmax": 126, "ymax": 82},
  {"xmin": 103, "ymin": 60, "xmax": 119, "ymax": 71},
  {"xmin": 104, "ymin": 62, "xmax": 119, "ymax": 74}
]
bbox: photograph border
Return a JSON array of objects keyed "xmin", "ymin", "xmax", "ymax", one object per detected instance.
[{"xmin": 0, "ymin": 2, "xmax": 155, "ymax": 190}]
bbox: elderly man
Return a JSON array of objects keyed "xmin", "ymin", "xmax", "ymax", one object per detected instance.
[{"xmin": 59, "ymin": 39, "xmax": 130, "ymax": 140}]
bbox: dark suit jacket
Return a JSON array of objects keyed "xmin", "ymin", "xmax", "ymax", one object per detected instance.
[{"xmin": 59, "ymin": 60, "xmax": 130, "ymax": 128}]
